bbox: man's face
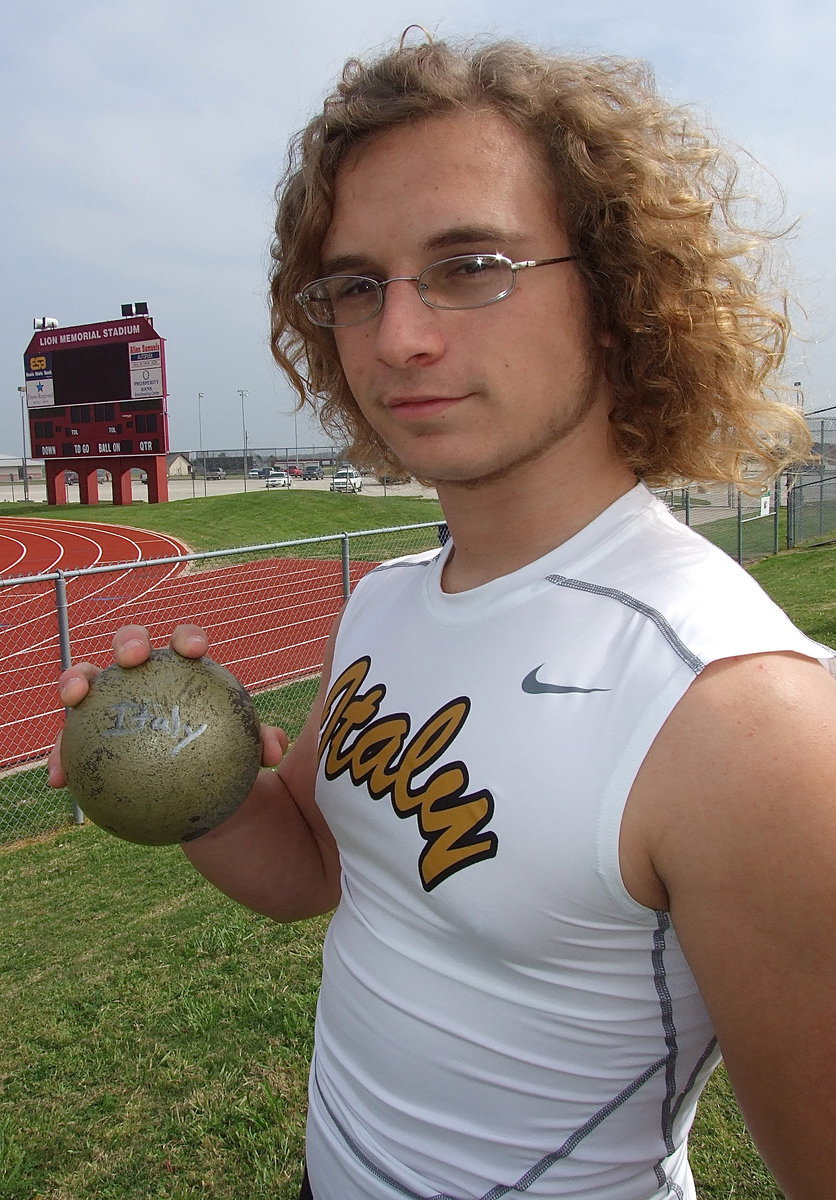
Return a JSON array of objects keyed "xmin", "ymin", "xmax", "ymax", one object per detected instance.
[{"xmin": 320, "ymin": 108, "xmax": 614, "ymax": 488}]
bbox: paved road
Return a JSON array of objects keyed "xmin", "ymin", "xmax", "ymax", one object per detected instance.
[
  {"xmin": 0, "ymin": 474, "xmax": 439, "ymax": 505},
  {"xmin": 1, "ymin": 475, "xmax": 758, "ymax": 525}
]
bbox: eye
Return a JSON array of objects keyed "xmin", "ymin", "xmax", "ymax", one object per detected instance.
[
  {"xmin": 332, "ymin": 276, "xmax": 379, "ymax": 299},
  {"xmin": 448, "ymin": 254, "xmax": 502, "ymax": 278},
  {"xmin": 424, "ymin": 255, "xmax": 507, "ymax": 300}
]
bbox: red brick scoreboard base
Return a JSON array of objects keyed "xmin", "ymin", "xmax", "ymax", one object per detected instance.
[{"xmin": 24, "ymin": 312, "xmax": 171, "ymax": 506}]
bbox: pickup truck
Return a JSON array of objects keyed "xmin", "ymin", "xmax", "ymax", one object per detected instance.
[{"xmin": 330, "ymin": 468, "xmax": 363, "ymax": 493}]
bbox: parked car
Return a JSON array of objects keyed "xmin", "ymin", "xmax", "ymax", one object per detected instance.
[
  {"xmin": 65, "ymin": 471, "xmax": 78, "ymax": 485},
  {"xmin": 266, "ymin": 470, "xmax": 292, "ymax": 489},
  {"xmin": 330, "ymin": 467, "xmax": 363, "ymax": 493},
  {"xmin": 248, "ymin": 468, "xmax": 262, "ymax": 478},
  {"xmin": 207, "ymin": 467, "xmax": 226, "ymax": 479},
  {"xmin": 302, "ymin": 463, "xmax": 325, "ymax": 480},
  {"xmin": 287, "ymin": 464, "xmax": 303, "ymax": 478},
  {"xmin": 377, "ymin": 473, "xmax": 411, "ymax": 485}
]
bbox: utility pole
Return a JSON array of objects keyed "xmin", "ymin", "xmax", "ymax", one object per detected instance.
[
  {"xmin": 197, "ymin": 392, "xmax": 207, "ymax": 497},
  {"xmin": 18, "ymin": 386, "xmax": 30, "ymax": 502},
  {"xmin": 238, "ymin": 389, "xmax": 249, "ymax": 491}
]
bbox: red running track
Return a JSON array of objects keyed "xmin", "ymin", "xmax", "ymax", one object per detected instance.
[{"xmin": 0, "ymin": 518, "xmax": 367, "ymax": 769}]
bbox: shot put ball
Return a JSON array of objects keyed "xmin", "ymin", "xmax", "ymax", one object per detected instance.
[{"xmin": 61, "ymin": 648, "xmax": 263, "ymax": 845}]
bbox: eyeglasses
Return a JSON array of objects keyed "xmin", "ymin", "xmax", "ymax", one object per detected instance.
[{"xmin": 295, "ymin": 252, "xmax": 577, "ymax": 328}]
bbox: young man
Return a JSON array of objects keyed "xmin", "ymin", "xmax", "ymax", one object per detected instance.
[{"xmin": 52, "ymin": 38, "xmax": 835, "ymax": 1200}]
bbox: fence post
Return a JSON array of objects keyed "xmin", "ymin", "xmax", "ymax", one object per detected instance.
[
  {"xmin": 341, "ymin": 533, "xmax": 351, "ymax": 601},
  {"xmin": 736, "ymin": 490, "xmax": 743, "ymax": 564},
  {"xmin": 54, "ymin": 572, "xmax": 84, "ymax": 826},
  {"xmin": 772, "ymin": 479, "xmax": 779, "ymax": 556},
  {"xmin": 786, "ymin": 480, "xmax": 801, "ymax": 549},
  {"xmin": 684, "ymin": 487, "xmax": 691, "ymax": 526}
]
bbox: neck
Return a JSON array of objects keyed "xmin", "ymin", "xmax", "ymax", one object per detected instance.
[{"xmin": 436, "ymin": 447, "xmax": 636, "ymax": 594}]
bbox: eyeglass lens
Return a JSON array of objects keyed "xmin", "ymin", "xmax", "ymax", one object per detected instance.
[{"xmin": 302, "ymin": 255, "xmax": 515, "ymax": 327}]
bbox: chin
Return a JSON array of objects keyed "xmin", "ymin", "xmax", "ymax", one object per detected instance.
[
  {"xmin": 422, "ymin": 451, "xmax": 526, "ymax": 489},
  {"xmin": 387, "ymin": 434, "xmax": 526, "ymax": 489}
]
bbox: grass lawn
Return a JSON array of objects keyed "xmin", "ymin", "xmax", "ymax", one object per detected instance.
[
  {"xmin": 749, "ymin": 546, "xmax": 836, "ymax": 646},
  {"xmin": 0, "ymin": 828, "xmax": 326, "ymax": 1200},
  {"xmin": 0, "ymin": 818, "xmax": 785, "ymax": 1200},
  {"xmin": 3, "ymin": 507, "xmax": 833, "ymax": 1198},
  {"xmin": 0, "ymin": 490, "xmax": 444, "ymax": 555}
]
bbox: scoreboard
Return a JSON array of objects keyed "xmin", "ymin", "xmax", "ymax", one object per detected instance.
[{"xmin": 23, "ymin": 316, "xmax": 169, "ymax": 461}]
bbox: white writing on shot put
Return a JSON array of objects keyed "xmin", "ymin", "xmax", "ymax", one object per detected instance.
[{"xmin": 103, "ymin": 701, "xmax": 208, "ymax": 756}]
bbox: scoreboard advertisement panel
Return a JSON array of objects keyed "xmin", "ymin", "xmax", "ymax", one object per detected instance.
[{"xmin": 23, "ymin": 317, "xmax": 169, "ymax": 460}]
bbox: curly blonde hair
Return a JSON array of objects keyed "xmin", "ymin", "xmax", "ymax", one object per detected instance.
[{"xmin": 269, "ymin": 37, "xmax": 810, "ymax": 486}]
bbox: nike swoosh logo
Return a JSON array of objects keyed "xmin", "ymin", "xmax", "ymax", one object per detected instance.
[{"xmin": 522, "ymin": 666, "xmax": 610, "ymax": 695}]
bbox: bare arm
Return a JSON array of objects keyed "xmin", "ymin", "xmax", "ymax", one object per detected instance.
[
  {"xmin": 180, "ymin": 653, "xmax": 342, "ymax": 922},
  {"xmin": 49, "ymin": 620, "xmax": 343, "ymax": 923},
  {"xmin": 629, "ymin": 652, "xmax": 836, "ymax": 1198}
]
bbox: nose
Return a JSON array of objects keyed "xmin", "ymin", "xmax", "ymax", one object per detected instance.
[{"xmin": 372, "ymin": 279, "xmax": 445, "ymax": 368}]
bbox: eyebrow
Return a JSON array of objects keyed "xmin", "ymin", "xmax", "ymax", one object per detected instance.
[{"xmin": 319, "ymin": 225, "xmax": 525, "ymax": 276}]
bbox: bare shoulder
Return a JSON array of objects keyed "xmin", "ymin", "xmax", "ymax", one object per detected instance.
[
  {"xmin": 625, "ymin": 651, "xmax": 835, "ymax": 881},
  {"xmin": 626, "ymin": 650, "xmax": 836, "ymax": 908},
  {"xmin": 627, "ymin": 652, "xmax": 836, "ymax": 1192}
]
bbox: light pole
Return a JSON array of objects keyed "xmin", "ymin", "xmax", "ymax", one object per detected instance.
[
  {"xmin": 197, "ymin": 392, "xmax": 207, "ymax": 497},
  {"xmin": 17, "ymin": 386, "xmax": 30, "ymax": 502},
  {"xmin": 238, "ymin": 389, "xmax": 249, "ymax": 491}
]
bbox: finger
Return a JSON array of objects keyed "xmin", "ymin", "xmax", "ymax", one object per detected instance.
[
  {"xmin": 261, "ymin": 724, "xmax": 288, "ymax": 768},
  {"xmin": 112, "ymin": 625, "xmax": 153, "ymax": 667},
  {"xmin": 48, "ymin": 731, "xmax": 66, "ymax": 788},
  {"xmin": 57, "ymin": 661, "xmax": 101, "ymax": 709},
  {"xmin": 170, "ymin": 624, "xmax": 210, "ymax": 659}
]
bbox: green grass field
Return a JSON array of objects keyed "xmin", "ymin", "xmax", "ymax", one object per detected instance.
[
  {"xmin": 749, "ymin": 546, "xmax": 835, "ymax": 645},
  {"xmin": 3, "ymin": 494, "xmax": 833, "ymax": 1198},
  {"xmin": 0, "ymin": 489, "xmax": 444, "ymax": 555}
]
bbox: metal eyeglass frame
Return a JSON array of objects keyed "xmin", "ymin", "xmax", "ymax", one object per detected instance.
[{"xmin": 295, "ymin": 252, "xmax": 578, "ymax": 327}]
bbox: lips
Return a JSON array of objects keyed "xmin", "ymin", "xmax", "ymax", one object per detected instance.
[{"xmin": 386, "ymin": 394, "xmax": 469, "ymax": 420}]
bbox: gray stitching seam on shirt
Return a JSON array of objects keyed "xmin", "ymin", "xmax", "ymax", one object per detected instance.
[
  {"xmin": 318, "ymin": 568, "xmax": 706, "ymax": 1197},
  {"xmin": 653, "ymin": 911, "xmax": 679, "ymax": 1155},
  {"xmin": 314, "ymin": 1052, "xmax": 670, "ymax": 1199},
  {"xmin": 371, "ymin": 557, "xmax": 438, "ymax": 574},
  {"xmin": 544, "ymin": 574, "xmax": 706, "ymax": 675},
  {"xmin": 670, "ymin": 1035, "xmax": 718, "ymax": 1128}
]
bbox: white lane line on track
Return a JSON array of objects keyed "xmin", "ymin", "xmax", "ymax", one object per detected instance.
[
  {"xmin": 0, "ymin": 534, "xmax": 29, "ymax": 578},
  {"xmin": 0, "ymin": 527, "xmax": 70, "ymax": 578},
  {"xmin": 0, "ymin": 518, "xmax": 187, "ymax": 566},
  {"xmin": 1, "ymin": 556, "xmax": 336, "ymax": 764},
  {"xmin": 0, "ymin": 520, "xmax": 189, "ymax": 647},
  {"xmin": 2, "ymin": 558, "xmax": 186, "ymax": 660},
  {"xmin": 0, "ymin": 526, "xmax": 106, "ymax": 627},
  {"xmin": 0, "ymin": 518, "xmax": 110, "ymax": 579},
  {"xmin": 0, "ymin": 521, "xmax": 190, "ymax": 763}
]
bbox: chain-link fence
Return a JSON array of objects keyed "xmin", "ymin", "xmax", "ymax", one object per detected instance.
[
  {"xmin": 655, "ymin": 482, "xmax": 786, "ymax": 564},
  {"xmin": 789, "ymin": 412, "xmax": 836, "ymax": 549},
  {"xmin": 3, "ymin": 476, "xmax": 835, "ymax": 847},
  {"xmin": 788, "ymin": 472, "xmax": 836, "ymax": 549},
  {"xmin": 658, "ymin": 471, "xmax": 836, "ymax": 563},
  {"xmin": 0, "ymin": 521, "xmax": 445, "ymax": 845}
]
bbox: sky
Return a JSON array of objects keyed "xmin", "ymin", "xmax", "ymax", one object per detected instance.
[{"xmin": 2, "ymin": 0, "xmax": 834, "ymax": 459}]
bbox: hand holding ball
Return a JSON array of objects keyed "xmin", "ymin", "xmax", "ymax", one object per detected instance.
[{"xmin": 61, "ymin": 649, "xmax": 263, "ymax": 845}]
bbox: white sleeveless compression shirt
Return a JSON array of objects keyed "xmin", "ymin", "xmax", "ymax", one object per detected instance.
[{"xmin": 307, "ymin": 483, "xmax": 832, "ymax": 1200}]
